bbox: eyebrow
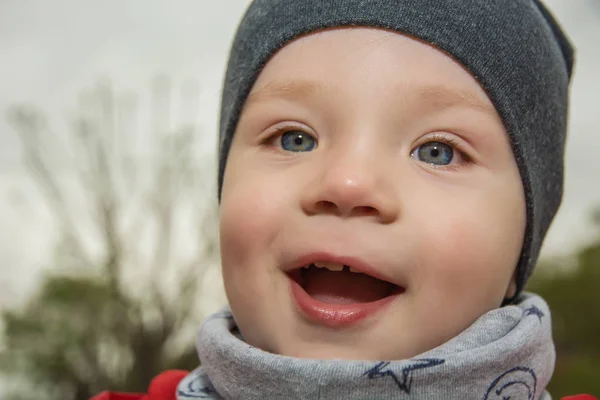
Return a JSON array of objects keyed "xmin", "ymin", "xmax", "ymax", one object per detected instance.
[
  {"xmin": 246, "ymin": 79, "xmax": 498, "ymax": 118},
  {"xmin": 245, "ymin": 80, "xmax": 323, "ymax": 107},
  {"xmin": 414, "ymin": 84, "xmax": 499, "ymax": 119}
]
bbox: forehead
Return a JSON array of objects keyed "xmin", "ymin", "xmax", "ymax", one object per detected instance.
[{"xmin": 247, "ymin": 28, "xmax": 499, "ymax": 120}]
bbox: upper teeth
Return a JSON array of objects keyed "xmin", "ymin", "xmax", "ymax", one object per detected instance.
[
  {"xmin": 314, "ymin": 262, "xmax": 344, "ymax": 271},
  {"xmin": 310, "ymin": 262, "xmax": 362, "ymax": 273}
]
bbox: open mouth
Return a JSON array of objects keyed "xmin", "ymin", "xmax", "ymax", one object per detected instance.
[{"xmin": 288, "ymin": 261, "xmax": 404, "ymax": 305}]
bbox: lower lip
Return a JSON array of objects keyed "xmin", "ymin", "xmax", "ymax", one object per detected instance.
[{"xmin": 289, "ymin": 276, "xmax": 400, "ymax": 328}]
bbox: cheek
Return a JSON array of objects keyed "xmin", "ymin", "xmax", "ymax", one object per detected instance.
[
  {"xmin": 219, "ymin": 152, "xmax": 294, "ymax": 278},
  {"xmin": 220, "ymin": 179, "xmax": 274, "ymax": 273},
  {"xmin": 414, "ymin": 183, "xmax": 525, "ymax": 306},
  {"xmin": 218, "ymin": 164, "xmax": 284, "ymax": 329}
]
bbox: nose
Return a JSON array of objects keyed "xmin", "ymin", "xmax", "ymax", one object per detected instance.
[{"xmin": 301, "ymin": 147, "xmax": 400, "ymax": 224}]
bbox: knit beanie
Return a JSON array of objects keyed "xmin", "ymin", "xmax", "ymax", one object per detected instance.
[{"xmin": 217, "ymin": 0, "xmax": 574, "ymax": 299}]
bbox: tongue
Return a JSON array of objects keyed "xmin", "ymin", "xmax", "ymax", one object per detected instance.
[{"xmin": 303, "ymin": 267, "xmax": 395, "ymax": 304}]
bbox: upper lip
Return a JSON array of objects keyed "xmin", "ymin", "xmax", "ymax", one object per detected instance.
[{"xmin": 284, "ymin": 251, "xmax": 403, "ymax": 287}]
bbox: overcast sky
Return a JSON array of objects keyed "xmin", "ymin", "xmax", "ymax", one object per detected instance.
[{"xmin": 0, "ymin": 0, "xmax": 599, "ymax": 306}]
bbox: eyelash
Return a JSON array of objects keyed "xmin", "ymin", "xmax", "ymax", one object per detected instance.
[
  {"xmin": 413, "ymin": 133, "xmax": 473, "ymax": 170},
  {"xmin": 262, "ymin": 126, "xmax": 472, "ymax": 168},
  {"xmin": 262, "ymin": 124, "xmax": 316, "ymax": 147}
]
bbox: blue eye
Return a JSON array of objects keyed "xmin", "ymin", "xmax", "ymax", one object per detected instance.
[
  {"xmin": 280, "ymin": 130, "xmax": 316, "ymax": 152},
  {"xmin": 414, "ymin": 141, "xmax": 454, "ymax": 165}
]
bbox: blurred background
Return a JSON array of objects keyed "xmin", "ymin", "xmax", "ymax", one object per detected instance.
[{"xmin": 0, "ymin": 1, "xmax": 598, "ymax": 399}]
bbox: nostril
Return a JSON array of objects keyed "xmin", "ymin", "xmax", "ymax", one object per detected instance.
[
  {"xmin": 355, "ymin": 206, "xmax": 378, "ymax": 217},
  {"xmin": 316, "ymin": 200, "xmax": 337, "ymax": 212},
  {"xmin": 314, "ymin": 201, "xmax": 378, "ymax": 217}
]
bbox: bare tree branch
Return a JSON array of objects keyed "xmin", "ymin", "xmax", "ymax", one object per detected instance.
[
  {"xmin": 2, "ymin": 78, "xmax": 220, "ymax": 399},
  {"xmin": 7, "ymin": 107, "xmax": 92, "ymax": 268}
]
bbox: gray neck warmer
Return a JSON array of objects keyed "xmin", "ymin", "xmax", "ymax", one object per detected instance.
[{"xmin": 177, "ymin": 293, "xmax": 554, "ymax": 400}]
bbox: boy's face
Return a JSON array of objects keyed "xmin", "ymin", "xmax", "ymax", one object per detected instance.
[{"xmin": 219, "ymin": 28, "xmax": 525, "ymax": 360}]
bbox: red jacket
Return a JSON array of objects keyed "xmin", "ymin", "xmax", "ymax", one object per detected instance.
[
  {"xmin": 89, "ymin": 370, "xmax": 188, "ymax": 400},
  {"xmin": 90, "ymin": 371, "xmax": 597, "ymax": 400}
]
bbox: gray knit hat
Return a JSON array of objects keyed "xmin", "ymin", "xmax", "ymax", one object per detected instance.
[{"xmin": 217, "ymin": 0, "xmax": 574, "ymax": 299}]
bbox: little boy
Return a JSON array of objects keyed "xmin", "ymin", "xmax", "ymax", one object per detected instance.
[
  {"xmin": 175, "ymin": 0, "xmax": 578, "ymax": 399},
  {"xmin": 93, "ymin": 0, "xmax": 585, "ymax": 399}
]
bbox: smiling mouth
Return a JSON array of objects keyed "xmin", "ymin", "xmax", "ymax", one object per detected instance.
[{"xmin": 289, "ymin": 262, "xmax": 404, "ymax": 305}]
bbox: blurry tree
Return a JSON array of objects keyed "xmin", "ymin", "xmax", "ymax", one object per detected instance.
[
  {"xmin": 0, "ymin": 78, "xmax": 221, "ymax": 400},
  {"xmin": 529, "ymin": 209, "xmax": 600, "ymax": 398}
]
